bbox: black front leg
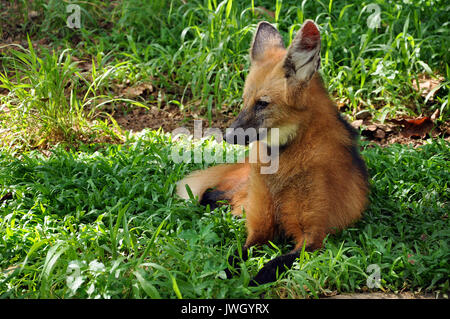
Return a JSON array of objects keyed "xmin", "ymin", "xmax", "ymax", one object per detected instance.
[
  {"xmin": 200, "ymin": 189, "xmax": 229, "ymax": 211},
  {"xmin": 224, "ymin": 247, "xmax": 249, "ymax": 279},
  {"xmin": 249, "ymin": 250, "xmax": 299, "ymax": 286}
]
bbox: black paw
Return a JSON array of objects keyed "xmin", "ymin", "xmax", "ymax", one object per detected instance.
[
  {"xmin": 249, "ymin": 251, "xmax": 299, "ymax": 286},
  {"xmin": 249, "ymin": 264, "xmax": 278, "ymax": 286},
  {"xmin": 200, "ymin": 189, "xmax": 228, "ymax": 211},
  {"xmin": 223, "ymin": 247, "xmax": 248, "ymax": 279},
  {"xmin": 224, "ymin": 267, "xmax": 234, "ymax": 279}
]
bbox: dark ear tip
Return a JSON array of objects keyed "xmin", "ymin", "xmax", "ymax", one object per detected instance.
[
  {"xmin": 256, "ymin": 21, "xmax": 277, "ymax": 32},
  {"xmin": 251, "ymin": 21, "xmax": 284, "ymax": 61},
  {"xmin": 257, "ymin": 21, "xmax": 273, "ymax": 27}
]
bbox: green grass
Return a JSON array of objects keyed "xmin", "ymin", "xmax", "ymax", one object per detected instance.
[
  {"xmin": 1, "ymin": 0, "xmax": 449, "ymax": 150},
  {"xmin": 1, "ymin": 133, "xmax": 448, "ymax": 298},
  {"xmin": 0, "ymin": 0, "xmax": 448, "ymax": 299},
  {"xmin": 0, "ymin": 38, "xmax": 148, "ymax": 150}
]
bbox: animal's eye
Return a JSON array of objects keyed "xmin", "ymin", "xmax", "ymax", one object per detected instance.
[{"xmin": 254, "ymin": 100, "xmax": 269, "ymax": 112}]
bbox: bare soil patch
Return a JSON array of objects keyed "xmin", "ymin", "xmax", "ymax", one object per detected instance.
[
  {"xmin": 112, "ymin": 104, "xmax": 235, "ymax": 135},
  {"xmin": 113, "ymin": 103, "xmax": 449, "ymax": 147}
]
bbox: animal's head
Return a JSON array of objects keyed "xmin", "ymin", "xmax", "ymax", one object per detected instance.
[{"xmin": 225, "ymin": 20, "xmax": 321, "ymax": 147}]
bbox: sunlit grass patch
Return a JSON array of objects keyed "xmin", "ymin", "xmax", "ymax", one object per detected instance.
[{"xmin": 1, "ymin": 132, "xmax": 448, "ymax": 298}]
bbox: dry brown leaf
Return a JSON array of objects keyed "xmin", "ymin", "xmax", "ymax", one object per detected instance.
[
  {"xmin": 430, "ymin": 109, "xmax": 440, "ymax": 121},
  {"xmin": 355, "ymin": 109, "xmax": 372, "ymax": 120},
  {"xmin": 374, "ymin": 129, "xmax": 386, "ymax": 139},
  {"xmin": 412, "ymin": 73, "xmax": 444, "ymax": 100},
  {"xmin": 389, "ymin": 116, "xmax": 435, "ymax": 138},
  {"xmin": 351, "ymin": 119, "xmax": 363, "ymax": 129},
  {"xmin": 122, "ymin": 83, "xmax": 154, "ymax": 98}
]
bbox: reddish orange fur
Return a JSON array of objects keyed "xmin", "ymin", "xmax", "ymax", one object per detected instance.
[
  {"xmin": 239, "ymin": 70, "xmax": 369, "ymax": 250},
  {"xmin": 177, "ymin": 21, "xmax": 369, "ymax": 254}
]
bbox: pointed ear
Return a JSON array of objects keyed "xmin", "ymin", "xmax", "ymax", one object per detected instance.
[
  {"xmin": 283, "ymin": 20, "xmax": 321, "ymax": 83},
  {"xmin": 250, "ymin": 21, "xmax": 285, "ymax": 62}
]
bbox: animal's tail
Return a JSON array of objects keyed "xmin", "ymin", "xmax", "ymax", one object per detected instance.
[{"xmin": 176, "ymin": 163, "xmax": 250, "ymax": 202}]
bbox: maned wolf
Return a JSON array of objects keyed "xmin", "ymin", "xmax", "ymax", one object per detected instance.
[{"xmin": 177, "ymin": 20, "xmax": 369, "ymax": 285}]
